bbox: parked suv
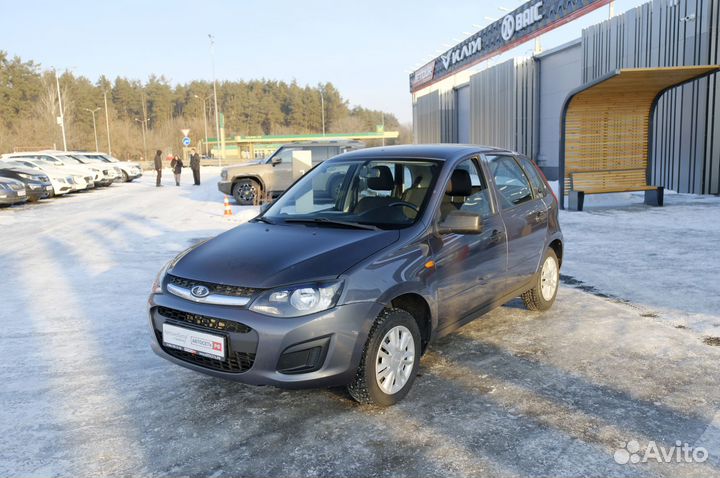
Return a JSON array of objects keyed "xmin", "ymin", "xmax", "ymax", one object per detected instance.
[
  {"xmin": 218, "ymin": 141, "xmax": 364, "ymax": 205},
  {"xmin": 151, "ymin": 145, "xmax": 562, "ymax": 405}
]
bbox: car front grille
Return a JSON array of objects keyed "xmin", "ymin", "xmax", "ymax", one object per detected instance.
[
  {"xmin": 167, "ymin": 274, "xmax": 259, "ymax": 298},
  {"xmin": 155, "ymin": 330, "xmax": 255, "ymax": 373},
  {"xmin": 157, "ymin": 306, "xmax": 251, "ymax": 334},
  {"xmin": 9, "ymin": 183, "xmax": 24, "ymax": 191}
]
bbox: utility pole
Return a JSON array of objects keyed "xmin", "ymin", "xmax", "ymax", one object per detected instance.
[
  {"xmin": 135, "ymin": 118, "xmax": 148, "ymax": 161},
  {"xmin": 209, "ymin": 34, "xmax": 222, "ymax": 166},
  {"xmin": 381, "ymin": 112, "xmax": 385, "ymax": 146},
  {"xmin": 320, "ymin": 90, "xmax": 326, "ymax": 135},
  {"xmin": 103, "ymin": 90, "xmax": 112, "ymax": 155},
  {"xmin": 194, "ymin": 94, "xmax": 210, "ymax": 157},
  {"xmin": 84, "ymin": 107, "xmax": 101, "ymax": 151},
  {"xmin": 55, "ymin": 69, "xmax": 68, "ymax": 151}
]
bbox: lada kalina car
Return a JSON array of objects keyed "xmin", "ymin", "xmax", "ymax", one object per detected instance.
[{"xmin": 150, "ymin": 145, "xmax": 563, "ymax": 405}]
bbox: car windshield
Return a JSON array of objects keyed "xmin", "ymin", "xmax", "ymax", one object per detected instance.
[{"xmin": 263, "ymin": 158, "xmax": 442, "ymax": 230}]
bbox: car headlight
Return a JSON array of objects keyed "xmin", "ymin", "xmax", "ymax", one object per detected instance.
[
  {"xmin": 18, "ymin": 173, "xmax": 32, "ymax": 179},
  {"xmin": 0, "ymin": 183, "xmax": 8, "ymax": 191},
  {"xmin": 151, "ymin": 260, "xmax": 172, "ymax": 294},
  {"xmin": 249, "ymin": 280, "xmax": 343, "ymax": 317},
  {"xmin": 221, "ymin": 170, "xmax": 228, "ymax": 180}
]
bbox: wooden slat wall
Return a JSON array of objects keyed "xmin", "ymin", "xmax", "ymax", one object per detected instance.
[
  {"xmin": 565, "ymin": 67, "xmax": 719, "ymax": 192},
  {"xmin": 582, "ymin": 0, "xmax": 720, "ymax": 194}
]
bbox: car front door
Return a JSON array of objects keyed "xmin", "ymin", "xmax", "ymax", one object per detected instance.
[
  {"xmin": 485, "ymin": 154, "xmax": 548, "ymax": 290},
  {"xmin": 430, "ymin": 157, "xmax": 508, "ymax": 328}
]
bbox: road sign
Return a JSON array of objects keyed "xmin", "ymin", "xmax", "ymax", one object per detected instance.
[
  {"xmin": 181, "ymin": 128, "xmax": 190, "ymax": 137},
  {"xmin": 182, "ymin": 136, "xmax": 191, "ymax": 147}
]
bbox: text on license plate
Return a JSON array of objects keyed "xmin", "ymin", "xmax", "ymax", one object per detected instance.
[{"xmin": 162, "ymin": 323, "xmax": 226, "ymax": 360}]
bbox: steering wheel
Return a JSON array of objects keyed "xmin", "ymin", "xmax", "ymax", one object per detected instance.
[{"xmin": 387, "ymin": 201, "xmax": 419, "ymax": 212}]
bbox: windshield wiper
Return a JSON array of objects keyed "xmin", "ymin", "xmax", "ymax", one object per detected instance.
[
  {"xmin": 284, "ymin": 218, "xmax": 380, "ymax": 231},
  {"xmin": 252, "ymin": 216, "xmax": 275, "ymax": 225}
]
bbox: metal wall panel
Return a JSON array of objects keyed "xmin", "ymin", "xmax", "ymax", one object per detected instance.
[
  {"xmin": 456, "ymin": 85, "xmax": 471, "ymax": 143},
  {"xmin": 412, "ymin": 91, "xmax": 441, "ymax": 144},
  {"xmin": 468, "ymin": 58, "xmax": 537, "ymax": 157},
  {"xmin": 582, "ymin": 0, "xmax": 720, "ymax": 194},
  {"xmin": 537, "ymin": 42, "xmax": 583, "ymax": 180}
]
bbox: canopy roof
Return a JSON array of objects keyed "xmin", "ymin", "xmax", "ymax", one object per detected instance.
[{"xmin": 559, "ymin": 65, "xmax": 720, "ymax": 207}]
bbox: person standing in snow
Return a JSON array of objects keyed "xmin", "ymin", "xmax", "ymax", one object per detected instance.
[
  {"xmin": 189, "ymin": 149, "xmax": 201, "ymax": 186},
  {"xmin": 170, "ymin": 155, "xmax": 184, "ymax": 186},
  {"xmin": 153, "ymin": 150, "xmax": 163, "ymax": 187}
]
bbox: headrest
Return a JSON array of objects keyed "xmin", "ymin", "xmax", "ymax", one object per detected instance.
[
  {"xmin": 412, "ymin": 174, "xmax": 432, "ymax": 189},
  {"xmin": 446, "ymin": 169, "xmax": 472, "ymax": 196},
  {"xmin": 367, "ymin": 166, "xmax": 394, "ymax": 191}
]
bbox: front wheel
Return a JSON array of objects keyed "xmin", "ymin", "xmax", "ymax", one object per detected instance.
[
  {"xmin": 522, "ymin": 248, "xmax": 559, "ymax": 311},
  {"xmin": 121, "ymin": 171, "xmax": 129, "ymax": 182},
  {"xmin": 232, "ymin": 179, "xmax": 261, "ymax": 206},
  {"xmin": 347, "ymin": 308, "xmax": 421, "ymax": 406}
]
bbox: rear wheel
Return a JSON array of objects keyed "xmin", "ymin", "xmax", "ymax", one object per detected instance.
[
  {"xmin": 522, "ymin": 249, "xmax": 559, "ymax": 311},
  {"xmin": 347, "ymin": 308, "xmax": 421, "ymax": 406},
  {"xmin": 232, "ymin": 179, "xmax": 261, "ymax": 206}
]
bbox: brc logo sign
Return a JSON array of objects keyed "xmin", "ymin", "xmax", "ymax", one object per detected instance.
[{"xmin": 212, "ymin": 342, "xmax": 223, "ymax": 352}]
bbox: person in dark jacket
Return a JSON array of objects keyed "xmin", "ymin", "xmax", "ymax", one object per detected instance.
[
  {"xmin": 170, "ymin": 155, "xmax": 184, "ymax": 186},
  {"xmin": 189, "ymin": 149, "xmax": 201, "ymax": 185},
  {"xmin": 153, "ymin": 150, "xmax": 163, "ymax": 187}
]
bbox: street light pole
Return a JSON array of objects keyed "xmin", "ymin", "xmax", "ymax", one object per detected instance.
[
  {"xmin": 54, "ymin": 69, "xmax": 68, "ymax": 151},
  {"xmin": 135, "ymin": 118, "xmax": 148, "ymax": 161},
  {"xmin": 209, "ymin": 34, "xmax": 222, "ymax": 166},
  {"xmin": 194, "ymin": 94, "xmax": 210, "ymax": 157},
  {"xmin": 84, "ymin": 107, "xmax": 101, "ymax": 151},
  {"xmin": 103, "ymin": 90, "xmax": 112, "ymax": 155}
]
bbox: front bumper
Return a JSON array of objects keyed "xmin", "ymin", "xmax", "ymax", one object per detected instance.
[
  {"xmin": 0, "ymin": 191, "xmax": 28, "ymax": 205},
  {"xmin": 148, "ymin": 291, "xmax": 381, "ymax": 388},
  {"xmin": 217, "ymin": 180, "xmax": 233, "ymax": 195}
]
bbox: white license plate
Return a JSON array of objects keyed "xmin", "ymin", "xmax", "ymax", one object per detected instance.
[
  {"xmin": 162, "ymin": 323, "xmax": 226, "ymax": 360},
  {"xmin": 17, "ymin": 190, "xmax": 26, "ymax": 196}
]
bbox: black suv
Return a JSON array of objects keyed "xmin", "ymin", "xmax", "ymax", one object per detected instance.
[{"xmin": 150, "ymin": 145, "xmax": 562, "ymax": 405}]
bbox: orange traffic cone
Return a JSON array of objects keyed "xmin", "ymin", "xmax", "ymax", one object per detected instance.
[{"xmin": 223, "ymin": 196, "xmax": 233, "ymax": 216}]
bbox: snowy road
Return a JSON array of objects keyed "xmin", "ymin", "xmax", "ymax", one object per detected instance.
[{"xmin": 1, "ymin": 169, "xmax": 719, "ymax": 477}]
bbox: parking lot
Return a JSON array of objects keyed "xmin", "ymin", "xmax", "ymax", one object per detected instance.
[{"xmin": 1, "ymin": 168, "xmax": 719, "ymax": 477}]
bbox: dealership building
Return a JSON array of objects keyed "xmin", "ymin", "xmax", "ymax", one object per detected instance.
[{"xmin": 410, "ymin": 0, "xmax": 720, "ymax": 197}]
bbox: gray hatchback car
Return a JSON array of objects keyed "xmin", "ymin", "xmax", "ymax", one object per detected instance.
[{"xmin": 149, "ymin": 145, "xmax": 563, "ymax": 405}]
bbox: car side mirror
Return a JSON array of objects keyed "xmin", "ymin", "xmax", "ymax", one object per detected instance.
[
  {"xmin": 437, "ymin": 211, "xmax": 483, "ymax": 235},
  {"xmin": 271, "ymin": 157, "xmax": 281, "ymax": 167}
]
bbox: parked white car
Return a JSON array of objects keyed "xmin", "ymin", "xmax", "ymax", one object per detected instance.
[
  {"xmin": 62, "ymin": 153, "xmax": 119, "ymax": 185},
  {"xmin": 70, "ymin": 152, "xmax": 142, "ymax": 182},
  {"xmin": 2, "ymin": 152, "xmax": 97, "ymax": 189},
  {"xmin": 1, "ymin": 159, "xmax": 79, "ymax": 195}
]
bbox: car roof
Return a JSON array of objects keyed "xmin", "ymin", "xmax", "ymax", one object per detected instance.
[
  {"xmin": 280, "ymin": 141, "xmax": 364, "ymax": 147},
  {"xmin": 330, "ymin": 144, "xmax": 516, "ymax": 162}
]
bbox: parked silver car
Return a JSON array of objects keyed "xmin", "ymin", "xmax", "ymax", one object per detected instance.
[{"xmin": 218, "ymin": 141, "xmax": 364, "ymax": 205}]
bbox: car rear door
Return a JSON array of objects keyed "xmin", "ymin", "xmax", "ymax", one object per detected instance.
[
  {"xmin": 431, "ymin": 157, "xmax": 508, "ymax": 327},
  {"xmin": 484, "ymin": 154, "xmax": 548, "ymax": 290}
]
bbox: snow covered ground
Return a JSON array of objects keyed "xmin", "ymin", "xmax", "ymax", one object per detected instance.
[{"xmin": 1, "ymin": 169, "xmax": 719, "ymax": 477}]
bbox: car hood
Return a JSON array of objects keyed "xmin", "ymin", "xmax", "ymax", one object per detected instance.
[
  {"xmin": 169, "ymin": 221, "xmax": 400, "ymax": 288},
  {"xmin": 226, "ymin": 160, "xmax": 264, "ymax": 169},
  {"xmin": 0, "ymin": 166, "xmax": 37, "ymax": 175}
]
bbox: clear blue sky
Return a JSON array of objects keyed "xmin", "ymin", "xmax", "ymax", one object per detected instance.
[{"xmin": 1, "ymin": 0, "xmax": 648, "ymax": 124}]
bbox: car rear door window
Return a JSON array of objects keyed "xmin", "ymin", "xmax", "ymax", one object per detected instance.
[
  {"xmin": 486, "ymin": 155, "xmax": 534, "ymax": 208},
  {"xmin": 517, "ymin": 156, "xmax": 547, "ymax": 199}
]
